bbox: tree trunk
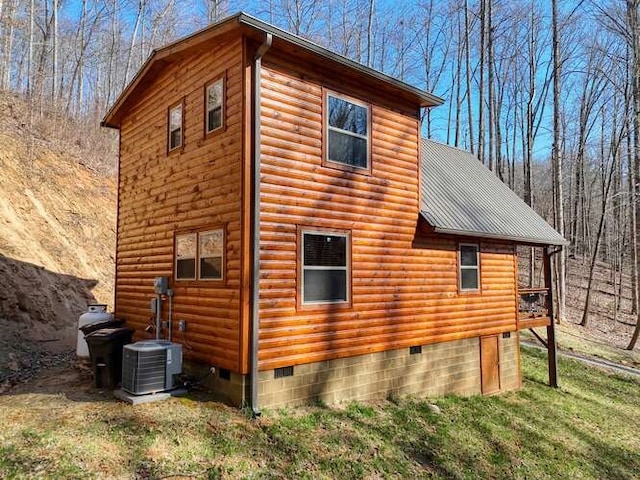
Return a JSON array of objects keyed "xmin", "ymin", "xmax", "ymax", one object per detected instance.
[
  {"xmin": 627, "ymin": 0, "xmax": 640, "ymax": 350},
  {"xmin": 464, "ymin": 0, "xmax": 474, "ymax": 153},
  {"xmin": 552, "ymin": 0, "xmax": 566, "ymax": 323},
  {"xmin": 487, "ymin": 0, "xmax": 495, "ymax": 171},
  {"xmin": 366, "ymin": 0, "xmax": 375, "ymax": 67},
  {"xmin": 477, "ymin": 0, "xmax": 485, "ymax": 164}
]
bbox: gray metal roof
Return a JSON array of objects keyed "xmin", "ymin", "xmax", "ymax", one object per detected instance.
[{"xmin": 420, "ymin": 139, "xmax": 568, "ymax": 246}]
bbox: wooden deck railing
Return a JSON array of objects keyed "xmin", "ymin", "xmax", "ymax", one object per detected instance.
[{"xmin": 517, "ymin": 287, "xmax": 551, "ymax": 328}]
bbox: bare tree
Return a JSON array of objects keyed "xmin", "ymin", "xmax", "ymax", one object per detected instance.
[
  {"xmin": 627, "ymin": 0, "xmax": 640, "ymax": 349},
  {"xmin": 552, "ymin": 0, "xmax": 566, "ymax": 322}
]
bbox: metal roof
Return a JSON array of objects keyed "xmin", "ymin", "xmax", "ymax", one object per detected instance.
[
  {"xmin": 420, "ymin": 139, "xmax": 568, "ymax": 246},
  {"xmin": 102, "ymin": 12, "xmax": 443, "ymax": 128}
]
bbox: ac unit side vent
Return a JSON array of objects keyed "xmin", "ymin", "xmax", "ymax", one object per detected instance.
[{"xmin": 122, "ymin": 341, "xmax": 182, "ymax": 395}]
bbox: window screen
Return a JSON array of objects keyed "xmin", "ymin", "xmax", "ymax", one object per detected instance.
[
  {"xmin": 302, "ymin": 232, "xmax": 349, "ymax": 304},
  {"xmin": 199, "ymin": 229, "xmax": 223, "ymax": 280},
  {"xmin": 327, "ymin": 94, "xmax": 369, "ymax": 168},
  {"xmin": 206, "ymin": 79, "xmax": 223, "ymax": 133},
  {"xmin": 176, "ymin": 233, "xmax": 196, "ymax": 280},
  {"xmin": 459, "ymin": 244, "xmax": 479, "ymax": 291},
  {"xmin": 169, "ymin": 103, "xmax": 183, "ymax": 151}
]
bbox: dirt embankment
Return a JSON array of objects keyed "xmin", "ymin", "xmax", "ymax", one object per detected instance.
[{"xmin": 0, "ymin": 93, "xmax": 117, "ymax": 387}]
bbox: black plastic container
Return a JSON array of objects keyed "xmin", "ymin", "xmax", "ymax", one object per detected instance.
[
  {"xmin": 85, "ymin": 327, "xmax": 134, "ymax": 389},
  {"xmin": 79, "ymin": 317, "xmax": 125, "ymax": 337}
]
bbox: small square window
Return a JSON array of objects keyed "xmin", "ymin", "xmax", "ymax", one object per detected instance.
[
  {"xmin": 168, "ymin": 103, "xmax": 183, "ymax": 151},
  {"xmin": 459, "ymin": 244, "xmax": 480, "ymax": 291},
  {"xmin": 206, "ymin": 78, "xmax": 224, "ymax": 134},
  {"xmin": 302, "ymin": 231, "xmax": 349, "ymax": 304},
  {"xmin": 326, "ymin": 93, "xmax": 369, "ymax": 169}
]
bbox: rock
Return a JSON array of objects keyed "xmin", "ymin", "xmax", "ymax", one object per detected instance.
[{"xmin": 428, "ymin": 403, "xmax": 441, "ymax": 415}]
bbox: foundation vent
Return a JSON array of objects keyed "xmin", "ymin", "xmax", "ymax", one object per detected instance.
[{"xmin": 274, "ymin": 366, "xmax": 294, "ymax": 378}]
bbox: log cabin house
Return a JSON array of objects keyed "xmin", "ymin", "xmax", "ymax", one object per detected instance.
[{"xmin": 102, "ymin": 13, "xmax": 567, "ymax": 409}]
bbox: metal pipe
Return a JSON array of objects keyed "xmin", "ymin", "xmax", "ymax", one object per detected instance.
[
  {"xmin": 249, "ymin": 32, "xmax": 272, "ymax": 417},
  {"xmin": 167, "ymin": 289, "xmax": 174, "ymax": 342},
  {"xmin": 155, "ymin": 294, "xmax": 162, "ymax": 340}
]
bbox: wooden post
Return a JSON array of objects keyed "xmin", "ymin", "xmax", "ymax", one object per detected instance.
[{"xmin": 543, "ymin": 246, "xmax": 558, "ymax": 388}]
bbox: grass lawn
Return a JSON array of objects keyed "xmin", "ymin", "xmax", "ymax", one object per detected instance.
[
  {"xmin": 521, "ymin": 323, "xmax": 640, "ymax": 369},
  {"xmin": 1, "ymin": 347, "xmax": 639, "ymax": 479}
]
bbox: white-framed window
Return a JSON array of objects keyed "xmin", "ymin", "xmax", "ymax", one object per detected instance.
[
  {"xmin": 175, "ymin": 233, "xmax": 196, "ymax": 280},
  {"xmin": 168, "ymin": 102, "xmax": 183, "ymax": 151},
  {"xmin": 175, "ymin": 228, "xmax": 224, "ymax": 281},
  {"xmin": 206, "ymin": 77, "xmax": 224, "ymax": 134},
  {"xmin": 301, "ymin": 230, "xmax": 350, "ymax": 304},
  {"xmin": 326, "ymin": 92, "xmax": 369, "ymax": 169},
  {"xmin": 198, "ymin": 229, "xmax": 223, "ymax": 280},
  {"xmin": 459, "ymin": 243, "xmax": 480, "ymax": 291}
]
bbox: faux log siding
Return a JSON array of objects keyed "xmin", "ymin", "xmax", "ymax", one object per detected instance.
[
  {"xmin": 116, "ymin": 35, "xmax": 244, "ymax": 370},
  {"xmin": 258, "ymin": 65, "xmax": 517, "ymax": 371}
]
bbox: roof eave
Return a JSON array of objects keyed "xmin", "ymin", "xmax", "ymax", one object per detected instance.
[
  {"xmin": 102, "ymin": 12, "xmax": 444, "ymax": 128},
  {"xmin": 428, "ymin": 224, "xmax": 569, "ymax": 247},
  {"xmin": 101, "ymin": 50, "xmax": 158, "ymax": 129},
  {"xmin": 235, "ymin": 13, "xmax": 444, "ymax": 108}
]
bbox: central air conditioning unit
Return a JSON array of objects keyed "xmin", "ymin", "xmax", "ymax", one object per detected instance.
[{"xmin": 122, "ymin": 340, "xmax": 182, "ymax": 395}]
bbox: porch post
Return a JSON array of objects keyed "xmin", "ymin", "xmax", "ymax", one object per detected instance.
[{"xmin": 543, "ymin": 246, "xmax": 558, "ymax": 388}]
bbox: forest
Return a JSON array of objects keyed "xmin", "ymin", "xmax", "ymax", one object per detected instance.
[{"xmin": 0, "ymin": 0, "xmax": 639, "ymax": 347}]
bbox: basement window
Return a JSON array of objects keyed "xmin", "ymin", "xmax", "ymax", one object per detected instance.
[
  {"xmin": 175, "ymin": 228, "xmax": 224, "ymax": 281},
  {"xmin": 301, "ymin": 230, "xmax": 350, "ymax": 305},
  {"xmin": 325, "ymin": 92, "xmax": 369, "ymax": 170},
  {"xmin": 459, "ymin": 244, "xmax": 480, "ymax": 291},
  {"xmin": 168, "ymin": 102, "xmax": 183, "ymax": 152},
  {"xmin": 205, "ymin": 77, "xmax": 224, "ymax": 134}
]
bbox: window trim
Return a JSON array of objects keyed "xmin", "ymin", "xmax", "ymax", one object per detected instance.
[
  {"xmin": 322, "ymin": 89, "xmax": 372, "ymax": 174},
  {"xmin": 197, "ymin": 228, "xmax": 225, "ymax": 281},
  {"xmin": 204, "ymin": 74, "xmax": 225, "ymax": 136},
  {"xmin": 175, "ymin": 232, "xmax": 197, "ymax": 281},
  {"xmin": 174, "ymin": 227, "xmax": 225, "ymax": 283},
  {"xmin": 458, "ymin": 243, "xmax": 481, "ymax": 293},
  {"xmin": 297, "ymin": 226, "xmax": 352, "ymax": 309},
  {"xmin": 167, "ymin": 99, "xmax": 185, "ymax": 154}
]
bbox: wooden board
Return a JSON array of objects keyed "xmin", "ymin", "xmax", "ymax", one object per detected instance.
[{"xmin": 480, "ymin": 335, "xmax": 501, "ymax": 395}]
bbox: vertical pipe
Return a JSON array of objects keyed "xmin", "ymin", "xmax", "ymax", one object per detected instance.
[
  {"xmin": 167, "ymin": 289, "xmax": 174, "ymax": 342},
  {"xmin": 155, "ymin": 294, "xmax": 162, "ymax": 340},
  {"xmin": 250, "ymin": 33, "xmax": 272, "ymax": 416},
  {"xmin": 544, "ymin": 246, "xmax": 558, "ymax": 388}
]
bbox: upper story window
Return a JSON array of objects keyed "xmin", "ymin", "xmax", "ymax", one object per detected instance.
[
  {"xmin": 168, "ymin": 102, "xmax": 183, "ymax": 152},
  {"xmin": 206, "ymin": 78, "xmax": 224, "ymax": 134},
  {"xmin": 175, "ymin": 228, "xmax": 224, "ymax": 281},
  {"xmin": 301, "ymin": 230, "xmax": 350, "ymax": 304},
  {"xmin": 326, "ymin": 92, "xmax": 370, "ymax": 170},
  {"xmin": 459, "ymin": 244, "xmax": 480, "ymax": 291}
]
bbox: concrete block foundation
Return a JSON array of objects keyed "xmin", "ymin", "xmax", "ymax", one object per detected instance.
[{"xmin": 195, "ymin": 333, "xmax": 521, "ymax": 408}]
